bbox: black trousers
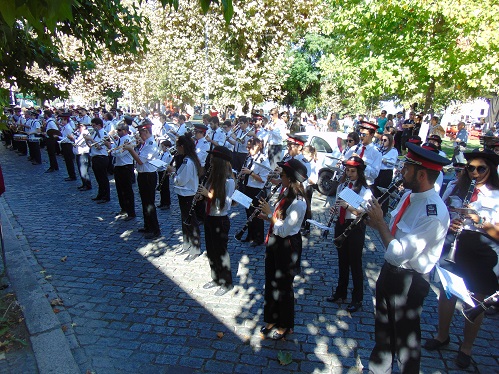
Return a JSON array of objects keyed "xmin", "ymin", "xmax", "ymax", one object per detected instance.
[
  {"xmin": 178, "ymin": 194, "xmax": 201, "ymax": 255},
  {"xmin": 205, "ymin": 215, "xmax": 232, "ymax": 287},
  {"xmin": 91, "ymin": 155, "xmax": 110, "ymax": 200},
  {"xmin": 244, "ymin": 185, "xmax": 265, "ymax": 244},
  {"xmin": 114, "ymin": 164, "xmax": 135, "ymax": 216},
  {"xmin": 394, "ymin": 131, "xmax": 403, "ymax": 154},
  {"xmin": 373, "ymin": 169, "xmax": 394, "ymax": 216},
  {"xmin": 137, "ymin": 172, "xmax": 160, "ymax": 234},
  {"xmin": 333, "ymin": 220, "xmax": 366, "ymax": 302},
  {"xmin": 45, "ymin": 137, "xmax": 59, "ymax": 170},
  {"xmin": 268, "ymin": 144, "xmax": 283, "ymax": 170},
  {"xmin": 61, "ymin": 143, "xmax": 76, "ymax": 178},
  {"xmin": 157, "ymin": 171, "xmax": 171, "ymax": 207},
  {"xmin": 264, "ymin": 233, "xmax": 302, "ymax": 329},
  {"xmin": 17, "ymin": 139, "xmax": 27, "ymax": 155},
  {"xmin": 302, "ymin": 185, "xmax": 314, "ymax": 230},
  {"xmin": 27, "ymin": 140, "xmax": 42, "ymax": 164},
  {"xmin": 76, "ymin": 153, "xmax": 92, "ymax": 188},
  {"xmin": 369, "ymin": 262, "xmax": 430, "ymax": 374}
]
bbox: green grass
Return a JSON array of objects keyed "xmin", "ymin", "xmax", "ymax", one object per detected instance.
[{"xmin": 440, "ymin": 138, "xmax": 481, "ymax": 159}]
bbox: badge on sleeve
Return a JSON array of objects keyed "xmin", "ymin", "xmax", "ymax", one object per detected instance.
[
  {"xmin": 426, "ymin": 204, "xmax": 437, "ymax": 216},
  {"xmin": 183, "ymin": 158, "xmax": 188, "ymax": 164},
  {"xmin": 149, "ymin": 141, "xmax": 153, "ymax": 145}
]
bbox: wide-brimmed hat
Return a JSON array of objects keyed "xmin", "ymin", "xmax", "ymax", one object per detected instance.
[
  {"xmin": 464, "ymin": 148, "xmax": 499, "ymax": 166},
  {"xmin": 342, "ymin": 156, "xmax": 366, "ymax": 170},
  {"xmin": 358, "ymin": 120, "xmax": 379, "ymax": 132},
  {"xmin": 277, "ymin": 159, "xmax": 308, "ymax": 183},
  {"xmin": 286, "ymin": 133, "xmax": 307, "ymax": 146},
  {"xmin": 207, "ymin": 146, "xmax": 232, "ymax": 162}
]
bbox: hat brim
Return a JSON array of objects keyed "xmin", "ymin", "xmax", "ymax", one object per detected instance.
[
  {"xmin": 277, "ymin": 161, "xmax": 307, "ymax": 183},
  {"xmin": 464, "ymin": 150, "xmax": 499, "ymax": 166}
]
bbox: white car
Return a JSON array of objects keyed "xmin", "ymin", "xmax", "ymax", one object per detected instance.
[{"xmin": 295, "ymin": 131, "xmax": 348, "ymax": 195}]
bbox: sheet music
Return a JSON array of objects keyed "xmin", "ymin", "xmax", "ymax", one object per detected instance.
[
  {"xmin": 306, "ymin": 219, "xmax": 334, "ymax": 231},
  {"xmin": 338, "ymin": 188, "xmax": 365, "ymax": 209},
  {"xmin": 435, "ymin": 265, "xmax": 475, "ymax": 307},
  {"xmin": 231, "ymin": 190, "xmax": 253, "ymax": 209},
  {"xmin": 148, "ymin": 159, "xmax": 167, "ymax": 169}
]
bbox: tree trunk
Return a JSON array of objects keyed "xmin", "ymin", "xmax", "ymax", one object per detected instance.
[{"xmin": 423, "ymin": 78, "xmax": 435, "ymax": 114}]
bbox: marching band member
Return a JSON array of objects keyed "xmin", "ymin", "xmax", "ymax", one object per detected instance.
[
  {"xmin": 198, "ymin": 146, "xmax": 235, "ymax": 296},
  {"xmin": 193, "ymin": 124, "xmax": 210, "ymax": 170},
  {"xmin": 206, "ymin": 116, "xmax": 225, "ymax": 148},
  {"xmin": 73, "ymin": 123, "xmax": 92, "ymax": 191},
  {"xmin": 345, "ymin": 121, "xmax": 382, "ymax": 187},
  {"xmin": 124, "ymin": 121, "xmax": 161, "ymax": 239},
  {"xmin": 58, "ymin": 113, "xmax": 77, "ymax": 181},
  {"xmin": 43, "ymin": 109, "xmax": 60, "ymax": 173},
  {"xmin": 220, "ymin": 120, "xmax": 234, "ymax": 165},
  {"xmin": 426, "ymin": 134, "xmax": 447, "ymax": 158},
  {"xmin": 282, "ymin": 134, "xmax": 311, "ymax": 177},
  {"xmin": 156, "ymin": 139, "xmax": 173, "ymax": 210},
  {"xmin": 12, "ymin": 107, "xmax": 27, "ymax": 155},
  {"xmin": 365, "ymin": 142, "xmax": 451, "ymax": 373},
  {"xmin": 26, "ymin": 110, "xmax": 42, "ymax": 165},
  {"xmin": 373, "ymin": 133, "xmax": 398, "ymax": 216},
  {"xmin": 326, "ymin": 156, "xmax": 373, "ymax": 312},
  {"xmin": 111, "ymin": 123, "xmax": 136, "ymax": 221},
  {"xmin": 424, "ymin": 148, "xmax": 499, "ymax": 369},
  {"xmin": 240, "ymin": 138, "xmax": 271, "ymax": 247},
  {"xmin": 166, "ymin": 135, "xmax": 202, "ymax": 261},
  {"xmin": 301, "ymin": 145, "xmax": 319, "ymax": 236},
  {"xmin": 266, "ymin": 108, "xmax": 286, "ymax": 170},
  {"xmin": 257, "ymin": 158, "xmax": 308, "ymax": 340},
  {"xmin": 229, "ymin": 116, "xmax": 251, "ymax": 172},
  {"xmin": 172, "ymin": 114, "xmax": 188, "ymax": 137},
  {"xmin": 85, "ymin": 117, "xmax": 110, "ymax": 203}
]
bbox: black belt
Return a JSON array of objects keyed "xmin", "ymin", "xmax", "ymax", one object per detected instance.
[
  {"xmin": 385, "ymin": 261, "xmax": 420, "ymax": 274},
  {"xmin": 92, "ymin": 155, "xmax": 108, "ymax": 158}
]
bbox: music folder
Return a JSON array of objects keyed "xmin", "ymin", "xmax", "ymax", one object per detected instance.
[{"xmin": 435, "ymin": 265, "xmax": 475, "ymax": 307}]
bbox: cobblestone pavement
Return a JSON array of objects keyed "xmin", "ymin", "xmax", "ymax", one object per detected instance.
[{"xmin": 0, "ymin": 145, "xmax": 497, "ymax": 373}]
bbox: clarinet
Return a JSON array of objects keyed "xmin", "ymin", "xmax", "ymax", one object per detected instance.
[
  {"xmin": 234, "ymin": 182, "xmax": 282, "ymax": 241},
  {"xmin": 183, "ymin": 164, "xmax": 212, "ymax": 226},
  {"xmin": 333, "ymin": 177, "xmax": 403, "ymax": 248},
  {"xmin": 445, "ymin": 178, "xmax": 477, "ymax": 263},
  {"xmin": 321, "ymin": 178, "xmax": 350, "ymax": 239}
]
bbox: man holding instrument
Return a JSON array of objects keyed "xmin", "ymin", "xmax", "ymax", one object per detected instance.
[{"xmin": 365, "ymin": 142, "xmax": 451, "ymax": 373}]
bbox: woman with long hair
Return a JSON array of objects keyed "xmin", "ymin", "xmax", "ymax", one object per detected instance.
[
  {"xmin": 424, "ymin": 149, "xmax": 499, "ymax": 368},
  {"xmin": 373, "ymin": 133, "xmax": 399, "ymax": 216},
  {"xmin": 198, "ymin": 146, "xmax": 235, "ymax": 296},
  {"xmin": 258, "ymin": 159, "xmax": 309, "ymax": 340},
  {"xmin": 301, "ymin": 145, "xmax": 318, "ymax": 235},
  {"xmin": 327, "ymin": 156, "xmax": 373, "ymax": 313},
  {"xmin": 167, "ymin": 135, "xmax": 203, "ymax": 261}
]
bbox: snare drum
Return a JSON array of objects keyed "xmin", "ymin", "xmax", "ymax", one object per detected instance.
[
  {"xmin": 28, "ymin": 136, "xmax": 41, "ymax": 143},
  {"xmin": 14, "ymin": 134, "xmax": 28, "ymax": 141}
]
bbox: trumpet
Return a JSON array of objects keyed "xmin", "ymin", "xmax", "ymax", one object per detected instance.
[
  {"xmin": 110, "ymin": 140, "xmax": 137, "ymax": 153},
  {"xmin": 236, "ymin": 126, "xmax": 253, "ymax": 143},
  {"xmin": 333, "ymin": 177, "xmax": 403, "ymax": 248},
  {"xmin": 462, "ymin": 291, "xmax": 499, "ymax": 323}
]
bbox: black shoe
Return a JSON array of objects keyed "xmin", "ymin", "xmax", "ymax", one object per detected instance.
[
  {"xmin": 144, "ymin": 232, "xmax": 161, "ymax": 239},
  {"xmin": 91, "ymin": 196, "xmax": 102, "ymax": 201},
  {"xmin": 326, "ymin": 295, "xmax": 344, "ymax": 303},
  {"xmin": 115, "ymin": 211, "xmax": 126, "ymax": 217},
  {"xmin": 456, "ymin": 349, "xmax": 472, "ymax": 369},
  {"xmin": 250, "ymin": 241, "xmax": 263, "ymax": 247},
  {"xmin": 27, "ymin": 157, "xmax": 33, "ymax": 161},
  {"xmin": 96, "ymin": 199, "xmax": 110, "ymax": 204},
  {"xmin": 32, "ymin": 162, "xmax": 41, "ymax": 165},
  {"xmin": 241, "ymin": 237, "xmax": 251, "ymax": 243},
  {"xmin": 77, "ymin": 185, "xmax": 86, "ymax": 190},
  {"xmin": 260, "ymin": 325, "xmax": 275, "ymax": 336},
  {"xmin": 214, "ymin": 285, "xmax": 233, "ymax": 296},
  {"xmin": 423, "ymin": 336, "xmax": 450, "ymax": 351},
  {"xmin": 138, "ymin": 228, "xmax": 150, "ymax": 233},
  {"xmin": 346, "ymin": 302, "xmax": 362, "ymax": 313},
  {"xmin": 203, "ymin": 281, "xmax": 218, "ymax": 289},
  {"xmin": 270, "ymin": 328, "xmax": 290, "ymax": 340},
  {"xmin": 123, "ymin": 215, "xmax": 136, "ymax": 222},
  {"xmin": 79, "ymin": 186, "xmax": 92, "ymax": 191},
  {"xmin": 300, "ymin": 228, "xmax": 310, "ymax": 237},
  {"xmin": 184, "ymin": 254, "xmax": 200, "ymax": 262},
  {"xmin": 64, "ymin": 177, "xmax": 77, "ymax": 181},
  {"xmin": 45, "ymin": 168, "xmax": 55, "ymax": 173}
]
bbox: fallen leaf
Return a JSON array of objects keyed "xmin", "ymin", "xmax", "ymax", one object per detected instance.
[
  {"xmin": 50, "ymin": 298, "xmax": 64, "ymax": 306},
  {"xmin": 61, "ymin": 325, "xmax": 68, "ymax": 332},
  {"xmin": 277, "ymin": 351, "xmax": 293, "ymax": 366},
  {"xmin": 53, "ymin": 308, "xmax": 60, "ymax": 314},
  {"xmin": 71, "ymin": 322, "xmax": 77, "ymax": 327},
  {"xmin": 60, "ymin": 256, "xmax": 68, "ymax": 262},
  {"xmin": 216, "ymin": 332, "xmax": 224, "ymax": 339},
  {"xmin": 45, "ymin": 275, "xmax": 52, "ymax": 280}
]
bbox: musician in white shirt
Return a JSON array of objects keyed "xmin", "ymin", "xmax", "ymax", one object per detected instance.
[
  {"xmin": 85, "ymin": 117, "xmax": 110, "ymax": 202},
  {"xmin": 58, "ymin": 113, "xmax": 77, "ymax": 181},
  {"xmin": 73, "ymin": 123, "xmax": 92, "ymax": 191}
]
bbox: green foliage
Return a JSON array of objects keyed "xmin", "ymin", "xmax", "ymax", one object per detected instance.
[{"xmin": 160, "ymin": 0, "xmax": 234, "ymax": 23}]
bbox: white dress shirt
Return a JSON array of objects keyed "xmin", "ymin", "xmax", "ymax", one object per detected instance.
[
  {"xmin": 273, "ymin": 194, "xmax": 307, "ymax": 238},
  {"xmin": 174, "ymin": 156, "xmax": 199, "ymax": 196},
  {"xmin": 111, "ymin": 134, "xmax": 134, "ymax": 166},
  {"xmin": 207, "ymin": 179, "xmax": 235, "ymax": 216},
  {"xmin": 136, "ymin": 135, "xmax": 159, "ymax": 173},
  {"xmin": 246, "ymin": 153, "xmax": 271, "ymax": 189},
  {"xmin": 345, "ymin": 142, "xmax": 382, "ymax": 185},
  {"xmin": 89, "ymin": 128, "xmax": 109, "ymax": 157},
  {"xmin": 195, "ymin": 138, "xmax": 210, "ymax": 167}
]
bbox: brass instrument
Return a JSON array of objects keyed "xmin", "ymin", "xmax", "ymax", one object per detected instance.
[
  {"xmin": 445, "ymin": 178, "xmax": 477, "ymax": 263},
  {"xmin": 236, "ymin": 126, "xmax": 253, "ymax": 143},
  {"xmin": 109, "ymin": 140, "xmax": 137, "ymax": 153},
  {"xmin": 333, "ymin": 177, "xmax": 403, "ymax": 248}
]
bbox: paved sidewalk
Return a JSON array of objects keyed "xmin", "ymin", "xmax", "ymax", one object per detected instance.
[{"xmin": 0, "ymin": 145, "xmax": 497, "ymax": 373}]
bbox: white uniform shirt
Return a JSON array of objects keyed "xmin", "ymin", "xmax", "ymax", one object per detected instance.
[
  {"xmin": 379, "ymin": 148, "xmax": 399, "ymax": 170},
  {"xmin": 245, "ymin": 152, "xmax": 271, "ymax": 189},
  {"xmin": 195, "ymin": 138, "xmax": 210, "ymax": 167},
  {"xmin": 177, "ymin": 123, "xmax": 187, "ymax": 136},
  {"xmin": 273, "ymin": 194, "xmax": 307, "ymax": 238},
  {"xmin": 267, "ymin": 119, "xmax": 286, "ymax": 145},
  {"xmin": 335, "ymin": 181, "xmax": 373, "ymax": 220},
  {"xmin": 111, "ymin": 134, "xmax": 134, "ymax": 166},
  {"xmin": 27, "ymin": 119, "xmax": 41, "ymax": 138},
  {"xmin": 345, "ymin": 142, "xmax": 382, "ymax": 185},
  {"xmin": 386, "ymin": 189, "xmax": 450, "ymax": 274},
  {"xmin": 221, "ymin": 130, "xmax": 234, "ymax": 151},
  {"xmin": 233, "ymin": 128, "xmax": 251, "ymax": 154},
  {"xmin": 136, "ymin": 135, "xmax": 159, "ymax": 173},
  {"xmin": 211, "ymin": 127, "xmax": 225, "ymax": 147},
  {"xmin": 59, "ymin": 123, "xmax": 74, "ymax": 143},
  {"xmin": 73, "ymin": 129, "xmax": 90, "ymax": 155},
  {"xmin": 89, "ymin": 128, "xmax": 109, "ymax": 157},
  {"xmin": 174, "ymin": 156, "xmax": 199, "ymax": 196},
  {"xmin": 157, "ymin": 151, "xmax": 173, "ymax": 172},
  {"xmin": 207, "ymin": 179, "xmax": 235, "ymax": 216},
  {"xmin": 45, "ymin": 118, "xmax": 58, "ymax": 132}
]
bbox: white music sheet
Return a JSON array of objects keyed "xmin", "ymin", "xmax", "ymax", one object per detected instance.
[
  {"xmin": 231, "ymin": 190, "xmax": 253, "ymax": 209},
  {"xmin": 338, "ymin": 188, "xmax": 365, "ymax": 209},
  {"xmin": 306, "ymin": 219, "xmax": 334, "ymax": 231},
  {"xmin": 436, "ymin": 265, "xmax": 475, "ymax": 307}
]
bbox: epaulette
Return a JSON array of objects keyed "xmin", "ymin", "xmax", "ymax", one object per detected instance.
[
  {"xmin": 302, "ymin": 158, "xmax": 309, "ymax": 163},
  {"xmin": 296, "ymin": 195, "xmax": 305, "ymax": 201},
  {"xmin": 149, "ymin": 141, "xmax": 153, "ymax": 145},
  {"xmin": 426, "ymin": 204, "xmax": 437, "ymax": 216},
  {"xmin": 260, "ymin": 157, "xmax": 265, "ymax": 163},
  {"xmin": 183, "ymin": 158, "xmax": 188, "ymax": 164}
]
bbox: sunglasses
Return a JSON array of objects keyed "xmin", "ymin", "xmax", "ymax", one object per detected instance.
[
  {"xmin": 382, "ymin": 139, "xmax": 389, "ymax": 143},
  {"xmin": 347, "ymin": 139, "xmax": 355, "ymax": 143},
  {"xmin": 359, "ymin": 133, "xmax": 369, "ymax": 137},
  {"xmin": 466, "ymin": 165, "xmax": 488, "ymax": 174}
]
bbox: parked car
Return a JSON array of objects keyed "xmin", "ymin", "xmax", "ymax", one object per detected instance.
[{"xmin": 295, "ymin": 131, "xmax": 348, "ymax": 195}]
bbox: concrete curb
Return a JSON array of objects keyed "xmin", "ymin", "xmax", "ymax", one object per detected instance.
[{"xmin": 1, "ymin": 201, "xmax": 80, "ymax": 374}]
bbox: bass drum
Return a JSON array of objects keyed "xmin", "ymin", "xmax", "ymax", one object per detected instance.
[{"xmin": 317, "ymin": 169, "xmax": 339, "ymax": 196}]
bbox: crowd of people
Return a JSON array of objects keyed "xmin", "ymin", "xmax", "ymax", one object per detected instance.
[{"xmin": 2, "ymin": 103, "xmax": 498, "ymax": 371}]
